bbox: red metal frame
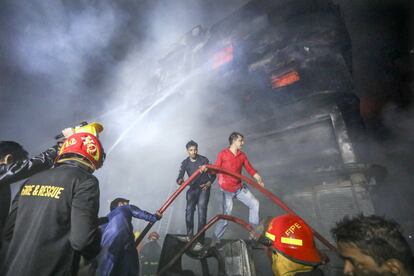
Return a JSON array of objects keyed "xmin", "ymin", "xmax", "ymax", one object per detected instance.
[
  {"xmin": 135, "ymin": 169, "xmax": 202, "ymax": 246},
  {"xmin": 204, "ymin": 164, "xmax": 336, "ymax": 251},
  {"xmin": 135, "ymin": 164, "xmax": 336, "ymax": 253}
]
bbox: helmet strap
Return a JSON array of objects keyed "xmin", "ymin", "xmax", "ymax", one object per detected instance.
[{"xmin": 56, "ymin": 157, "xmax": 95, "ymax": 172}]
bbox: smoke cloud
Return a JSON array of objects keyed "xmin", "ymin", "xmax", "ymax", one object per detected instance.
[
  {"xmin": 0, "ymin": 0, "xmax": 249, "ymax": 236},
  {"xmin": 1, "ymin": 0, "xmax": 412, "ymax": 254}
]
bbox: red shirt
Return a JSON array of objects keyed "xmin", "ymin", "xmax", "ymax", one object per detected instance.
[{"xmin": 215, "ymin": 148, "xmax": 257, "ymax": 192}]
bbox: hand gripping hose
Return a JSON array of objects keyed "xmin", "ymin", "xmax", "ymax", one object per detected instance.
[
  {"xmin": 135, "ymin": 164, "xmax": 336, "ymax": 252},
  {"xmin": 157, "ymin": 214, "xmax": 259, "ymax": 276},
  {"xmin": 204, "ymin": 164, "xmax": 336, "ymax": 252}
]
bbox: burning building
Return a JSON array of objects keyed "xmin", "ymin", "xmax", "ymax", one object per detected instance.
[{"xmin": 142, "ymin": 0, "xmax": 388, "ymax": 274}]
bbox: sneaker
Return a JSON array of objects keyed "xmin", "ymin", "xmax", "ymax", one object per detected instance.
[
  {"xmin": 177, "ymin": 236, "xmax": 191, "ymax": 242},
  {"xmin": 192, "ymin": 241, "xmax": 204, "ymax": 251}
]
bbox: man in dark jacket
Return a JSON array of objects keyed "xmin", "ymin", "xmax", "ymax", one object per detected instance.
[
  {"xmin": 1, "ymin": 123, "xmax": 104, "ymax": 276},
  {"xmin": 96, "ymin": 198, "xmax": 161, "ymax": 276},
  {"xmin": 0, "ymin": 143, "xmax": 57, "ymax": 187},
  {"xmin": 176, "ymin": 140, "xmax": 215, "ymax": 247},
  {"xmin": 0, "ymin": 142, "xmax": 29, "ymax": 236},
  {"xmin": 0, "ymin": 128, "xmax": 74, "ymax": 189},
  {"xmin": 0, "ymin": 127, "xmax": 73, "ymax": 245}
]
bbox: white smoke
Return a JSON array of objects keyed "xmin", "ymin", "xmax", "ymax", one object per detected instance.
[{"xmin": 10, "ymin": 1, "xmax": 122, "ymax": 86}]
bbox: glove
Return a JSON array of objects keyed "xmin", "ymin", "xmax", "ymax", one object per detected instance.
[{"xmin": 155, "ymin": 211, "xmax": 162, "ymax": 220}]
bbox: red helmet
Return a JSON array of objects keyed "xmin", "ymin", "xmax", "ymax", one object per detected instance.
[
  {"xmin": 265, "ymin": 214, "xmax": 321, "ymax": 265},
  {"xmin": 56, "ymin": 132, "xmax": 105, "ymax": 171}
]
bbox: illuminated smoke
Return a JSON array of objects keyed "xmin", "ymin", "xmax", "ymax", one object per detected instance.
[{"xmin": 0, "ymin": 0, "xmax": 412, "ymax": 254}]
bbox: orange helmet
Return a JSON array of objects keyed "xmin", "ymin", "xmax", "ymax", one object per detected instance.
[
  {"xmin": 264, "ymin": 214, "xmax": 321, "ymax": 265},
  {"xmin": 56, "ymin": 132, "xmax": 105, "ymax": 171}
]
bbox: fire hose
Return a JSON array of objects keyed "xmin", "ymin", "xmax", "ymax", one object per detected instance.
[
  {"xmin": 157, "ymin": 214, "xmax": 259, "ymax": 276},
  {"xmin": 135, "ymin": 168, "xmax": 202, "ymax": 247},
  {"xmin": 205, "ymin": 165, "xmax": 337, "ymax": 251},
  {"xmin": 135, "ymin": 164, "xmax": 336, "ymax": 252}
]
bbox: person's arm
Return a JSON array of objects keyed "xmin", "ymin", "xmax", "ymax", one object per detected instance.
[
  {"xmin": 200, "ymin": 157, "xmax": 215, "ymax": 191},
  {"xmin": 129, "ymin": 205, "xmax": 159, "ymax": 223},
  {"xmin": 0, "ymin": 146, "xmax": 59, "ymax": 188},
  {"xmin": 176, "ymin": 159, "xmax": 187, "ymax": 185},
  {"xmin": 70, "ymin": 177, "xmax": 101, "ymax": 260},
  {"xmin": 206, "ymin": 158, "xmax": 216, "ymax": 183},
  {"xmin": 0, "ymin": 128, "xmax": 74, "ymax": 188},
  {"xmin": 243, "ymin": 154, "xmax": 264, "ymax": 186},
  {"xmin": 0, "ymin": 128, "xmax": 74, "ymax": 189},
  {"xmin": 199, "ymin": 151, "xmax": 222, "ymax": 175},
  {"xmin": 202, "ymin": 151, "xmax": 222, "ymax": 173}
]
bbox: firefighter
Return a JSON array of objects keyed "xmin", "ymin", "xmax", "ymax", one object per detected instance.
[
  {"xmin": 261, "ymin": 214, "xmax": 325, "ymax": 276},
  {"xmin": 1, "ymin": 123, "xmax": 104, "ymax": 276},
  {"xmin": 0, "ymin": 128, "xmax": 73, "ymax": 235},
  {"xmin": 0, "ymin": 128, "xmax": 75, "ymax": 258}
]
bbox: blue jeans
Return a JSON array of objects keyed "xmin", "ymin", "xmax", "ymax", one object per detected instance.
[
  {"xmin": 214, "ymin": 186, "xmax": 260, "ymax": 240},
  {"xmin": 186, "ymin": 186, "xmax": 210, "ymax": 241}
]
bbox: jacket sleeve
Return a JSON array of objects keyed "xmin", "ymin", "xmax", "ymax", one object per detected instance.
[
  {"xmin": 176, "ymin": 159, "xmax": 187, "ymax": 184},
  {"xmin": 243, "ymin": 153, "xmax": 257, "ymax": 177},
  {"xmin": 0, "ymin": 192, "xmax": 20, "ymax": 253},
  {"xmin": 70, "ymin": 176, "xmax": 101, "ymax": 260},
  {"xmin": 0, "ymin": 145, "xmax": 58, "ymax": 188},
  {"xmin": 129, "ymin": 205, "xmax": 158, "ymax": 223}
]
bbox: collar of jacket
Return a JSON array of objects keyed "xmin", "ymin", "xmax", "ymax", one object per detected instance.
[{"xmin": 56, "ymin": 159, "xmax": 94, "ymax": 174}]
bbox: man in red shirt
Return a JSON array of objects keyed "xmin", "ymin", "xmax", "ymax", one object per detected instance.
[{"xmin": 213, "ymin": 132, "xmax": 264, "ymax": 242}]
